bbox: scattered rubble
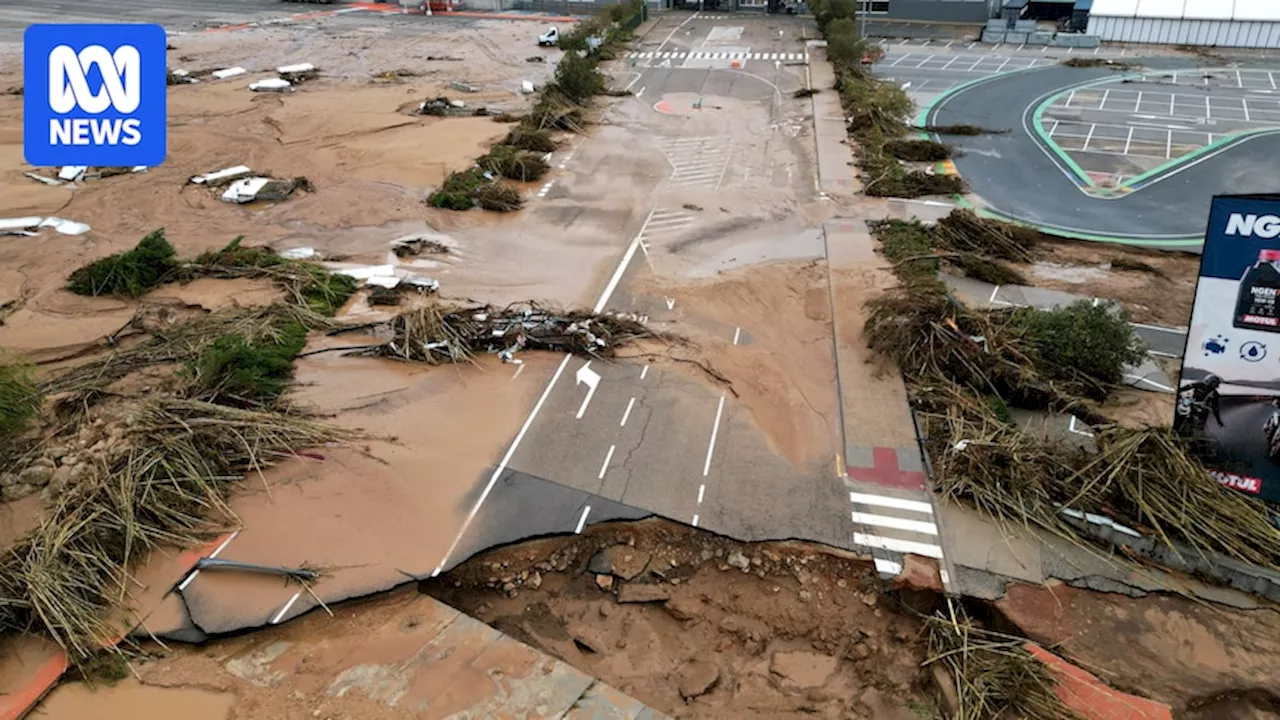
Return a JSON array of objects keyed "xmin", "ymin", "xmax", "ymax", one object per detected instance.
[
  {"xmin": 418, "ymin": 96, "xmax": 470, "ymax": 116},
  {"xmin": 189, "ymin": 165, "xmax": 254, "ymax": 187},
  {"xmin": 24, "ymin": 165, "xmax": 148, "ymax": 186},
  {"xmin": 218, "ymin": 176, "xmax": 314, "ymax": 203},
  {"xmin": 390, "ymin": 235, "xmax": 450, "ymax": 257}
]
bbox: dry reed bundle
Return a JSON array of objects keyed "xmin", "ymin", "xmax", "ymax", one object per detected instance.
[
  {"xmin": 925, "ymin": 604, "xmax": 1080, "ymax": 720},
  {"xmin": 0, "ymin": 398, "xmax": 359, "ymax": 659},
  {"xmin": 360, "ymin": 302, "xmax": 662, "ymax": 365},
  {"xmin": 932, "ymin": 210, "xmax": 1038, "ymax": 263},
  {"xmin": 178, "ymin": 238, "xmax": 357, "ymax": 316}
]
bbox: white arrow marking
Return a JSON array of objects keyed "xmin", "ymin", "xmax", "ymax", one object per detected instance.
[
  {"xmin": 575, "ymin": 361, "xmax": 601, "ymax": 419},
  {"xmin": 774, "ymin": 59, "xmax": 781, "ymax": 70},
  {"xmin": 665, "ymin": 297, "xmax": 675, "ymax": 310}
]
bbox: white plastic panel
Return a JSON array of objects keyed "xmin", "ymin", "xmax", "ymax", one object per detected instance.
[
  {"xmin": 1135, "ymin": 0, "xmax": 1187, "ymax": 19},
  {"xmin": 1184, "ymin": 0, "xmax": 1234, "ymax": 20},
  {"xmin": 1089, "ymin": 0, "xmax": 1141, "ymax": 17},
  {"xmin": 1234, "ymin": 0, "xmax": 1280, "ymax": 22}
]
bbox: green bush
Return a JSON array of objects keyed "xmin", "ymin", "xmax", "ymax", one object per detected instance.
[
  {"xmin": 67, "ymin": 229, "xmax": 177, "ymax": 298},
  {"xmin": 885, "ymin": 139, "xmax": 953, "ymax": 162},
  {"xmin": 504, "ymin": 127, "xmax": 557, "ymax": 153},
  {"xmin": 428, "ymin": 167, "xmax": 488, "ymax": 210},
  {"xmin": 825, "ymin": 18, "xmax": 877, "ymax": 75},
  {"xmin": 554, "ymin": 51, "xmax": 606, "ymax": 105},
  {"xmin": 1012, "ymin": 301, "xmax": 1147, "ymax": 386},
  {"xmin": 300, "ymin": 268, "xmax": 358, "ymax": 316},
  {"xmin": 0, "ymin": 362, "xmax": 41, "ymax": 439},
  {"xmin": 187, "ymin": 321, "xmax": 307, "ymax": 404}
]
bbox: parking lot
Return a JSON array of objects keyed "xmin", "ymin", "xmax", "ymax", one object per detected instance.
[{"xmin": 1041, "ymin": 71, "xmax": 1280, "ymax": 185}]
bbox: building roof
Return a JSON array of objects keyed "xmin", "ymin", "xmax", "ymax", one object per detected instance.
[{"xmin": 1089, "ymin": 0, "xmax": 1280, "ymax": 21}]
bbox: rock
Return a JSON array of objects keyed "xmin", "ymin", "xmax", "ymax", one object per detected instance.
[
  {"xmin": 750, "ymin": 556, "xmax": 762, "ymax": 566},
  {"xmin": 587, "ymin": 545, "xmax": 651, "ymax": 581},
  {"xmin": 700, "ymin": 549, "xmax": 713, "ymax": 561},
  {"xmin": 930, "ymin": 664, "xmax": 959, "ymax": 718},
  {"xmin": 48, "ymin": 465, "xmax": 76, "ymax": 491},
  {"xmin": 665, "ymin": 596, "xmax": 702, "ymax": 622},
  {"xmin": 598, "ymin": 603, "xmax": 610, "ymax": 618},
  {"xmin": 770, "ymin": 651, "xmax": 838, "ymax": 689},
  {"xmin": 18, "ymin": 465, "xmax": 53, "ymax": 487},
  {"xmin": 891, "ymin": 555, "xmax": 944, "ymax": 594},
  {"xmin": 0, "ymin": 472, "xmax": 18, "ymax": 488},
  {"xmin": 502, "ymin": 582, "xmax": 516, "ymax": 593},
  {"xmin": 861, "ymin": 593, "xmax": 878, "ymax": 607},
  {"xmin": 798, "ymin": 589, "xmax": 812, "ymax": 602},
  {"xmin": 849, "ymin": 642, "xmax": 871, "ymax": 661},
  {"xmin": 3, "ymin": 482, "xmax": 36, "ymax": 501},
  {"xmin": 677, "ymin": 659, "xmax": 720, "ymax": 700},
  {"xmin": 572, "ymin": 628, "xmax": 605, "ymax": 654},
  {"xmin": 47, "ymin": 445, "xmax": 69, "ymax": 460},
  {"xmin": 617, "ymin": 583, "xmax": 671, "ymax": 604},
  {"xmin": 60, "ymin": 454, "xmax": 79, "ymax": 467},
  {"xmin": 31, "ymin": 457, "xmax": 55, "ymax": 470},
  {"xmin": 595, "ymin": 574, "xmax": 614, "ymax": 591},
  {"xmin": 726, "ymin": 551, "xmax": 750, "ymax": 571},
  {"xmin": 527, "ymin": 571, "xmax": 542, "ymax": 590}
]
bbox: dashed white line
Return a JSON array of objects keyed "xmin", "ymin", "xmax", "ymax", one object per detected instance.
[
  {"xmin": 512, "ymin": 363, "xmax": 526, "ymax": 380},
  {"xmin": 732, "ymin": 327, "xmax": 741, "ymax": 345},
  {"xmin": 697, "ymin": 484, "xmax": 706, "ymax": 504},
  {"xmin": 575, "ymin": 505, "xmax": 592, "ymax": 534},
  {"xmin": 620, "ymin": 397, "xmax": 636, "ymax": 427},
  {"xmin": 598, "ymin": 444, "xmax": 616, "ymax": 480},
  {"xmin": 271, "ymin": 591, "xmax": 303, "ymax": 625},
  {"xmin": 640, "ymin": 364, "xmax": 649, "ymax": 380},
  {"xmin": 702, "ymin": 394, "xmax": 726, "ymax": 477},
  {"xmin": 692, "ymin": 514, "xmax": 700, "ymax": 527},
  {"xmin": 177, "ymin": 530, "xmax": 240, "ymax": 592}
]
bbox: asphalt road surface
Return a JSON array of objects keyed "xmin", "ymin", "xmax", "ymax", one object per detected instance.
[{"xmin": 923, "ymin": 64, "xmax": 1280, "ymax": 248}]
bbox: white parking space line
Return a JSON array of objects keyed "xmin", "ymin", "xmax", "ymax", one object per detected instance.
[
  {"xmin": 1082, "ymin": 123, "xmax": 1096, "ymax": 151},
  {"xmin": 271, "ymin": 591, "xmax": 303, "ymax": 625},
  {"xmin": 914, "ymin": 54, "xmax": 935, "ymax": 69},
  {"xmin": 995, "ymin": 57, "xmax": 1011, "ymax": 72},
  {"xmin": 1123, "ymin": 126, "xmax": 1133, "ymax": 154},
  {"xmin": 888, "ymin": 55, "xmax": 909, "ymax": 67}
]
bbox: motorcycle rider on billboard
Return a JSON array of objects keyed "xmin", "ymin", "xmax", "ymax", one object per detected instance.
[{"xmin": 1175, "ymin": 374, "xmax": 1224, "ymax": 436}]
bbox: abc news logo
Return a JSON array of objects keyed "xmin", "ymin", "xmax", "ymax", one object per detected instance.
[
  {"xmin": 24, "ymin": 24, "xmax": 165, "ymax": 167},
  {"xmin": 48, "ymin": 44, "xmax": 144, "ymax": 146}
]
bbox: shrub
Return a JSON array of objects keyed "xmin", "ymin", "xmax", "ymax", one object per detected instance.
[
  {"xmin": 885, "ymin": 139, "xmax": 953, "ymax": 162},
  {"xmin": 67, "ymin": 229, "xmax": 177, "ymax": 298},
  {"xmin": 187, "ymin": 321, "xmax": 308, "ymax": 404},
  {"xmin": 300, "ymin": 268, "xmax": 357, "ymax": 316},
  {"xmin": 479, "ymin": 144, "xmax": 551, "ymax": 182},
  {"xmin": 553, "ymin": 51, "xmax": 606, "ymax": 105},
  {"xmin": 504, "ymin": 127, "xmax": 557, "ymax": 153},
  {"xmin": 428, "ymin": 167, "xmax": 487, "ymax": 210},
  {"xmin": 1012, "ymin": 300, "xmax": 1147, "ymax": 386},
  {"xmin": 0, "ymin": 362, "xmax": 41, "ymax": 439}
]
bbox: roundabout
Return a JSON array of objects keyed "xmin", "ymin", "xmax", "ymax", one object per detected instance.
[{"xmin": 919, "ymin": 64, "xmax": 1280, "ymax": 250}]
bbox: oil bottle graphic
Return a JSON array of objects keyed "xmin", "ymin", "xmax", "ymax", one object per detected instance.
[{"xmin": 1234, "ymin": 249, "xmax": 1280, "ymax": 333}]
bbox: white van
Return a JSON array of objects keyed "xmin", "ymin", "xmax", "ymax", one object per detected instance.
[{"xmin": 538, "ymin": 26, "xmax": 559, "ymax": 46}]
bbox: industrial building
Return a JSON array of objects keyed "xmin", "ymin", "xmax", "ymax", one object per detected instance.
[{"xmin": 1085, "ymin": 0, "xmax": 1280, "ymax": 48}]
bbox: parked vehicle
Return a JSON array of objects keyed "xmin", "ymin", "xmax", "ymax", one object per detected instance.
[{"xmin": 538, "ymin": 27, "xmax": 559, "ymax": 47}]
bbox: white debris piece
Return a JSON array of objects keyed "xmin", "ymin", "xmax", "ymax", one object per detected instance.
[
  {"xmin": 249, "ymin": 78, "xmax": 293, "ymax": 92},
  {"xmin": 365, "ymin": 275, "xmax": 402, "ymax": 289},
  {"xmin": 171, "ymin": 68, "xmax": 190, "ymax": 78},
  {"xmin": 212, "ymin": 67, "xmax": 247, "ymax": 80},
  {"xmin": 279, "ymin": 247, "xmax": 319, "ymax": 260},
  {"xmin": 221, "ymin": 177, "xmax": 272, "ymax": 203},
  {"xmin": 58, "ymin": 166, "xmax": 87, "ymax": 182},
  {"xmin": 277, "ymin": 62, "xmax": 315, "ymax": 75},
  {"xmin": 329, "ymin": 264, "xmax": 397, "ymax": 281},
  {"xmin": 24, "ymin": 172, "xmax": 62, "ymax": 186},
  {"xmin": 450, "ymin": 99, "xmax": 465, "ymax": 108},
  {"xmin": 521, "ymin": 80, "xmax": 535, "ymax": 94},
  {"xmin": 0, "ymin": 217, "xmax": 42, "ymax": 236},
  {"xmin": 39, "ymin": 217, "xmax": 91, "ymax": 235},
  {"xmin": 191, "ymin": 165, "xmax": 253, "ymax": 185},
  {"xmin": 402, "ymin": 275, "xmax": 440, "ymax": 292},
  {"xmin": 131, "ymin": 166, "xmax": 149, "ymax": 173}
]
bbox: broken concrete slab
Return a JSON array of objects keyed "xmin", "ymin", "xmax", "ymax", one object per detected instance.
[
  {"xmin": 190, "ymin": 165, "xmax": 253, "ymax": 187},
  {"xmin": 677, "ymin": 659, "xmax": 720, "ymax": 700},
  {"xmin": 39, "ymin": 218, "xmax": 90, "ymax": 236},
  {"xmin": 769, "ymin": 650, "xmax": 838, "ymax": 689},
  {"xmin": 449, "ymin": 80, "xmax": 480, "ymax": 93},
  {"xmin": 616, "ymin": 583, "xmax": 671, "ymax": 604},
  {"xmin": 0, "ymin": 216, "xmax": 89, "ymax": 236},
  {"xmin": 211, "ymin": 66, "xmax": 247, "ymax": 80},
  {"xmin": 220, "ymin": 177, "xmax": 301, "ymax": 203},
  {"xmin": 249, "ymin": 78, "xmax": 293, "ymax": 93},
  {"xmin": 587, "ymin": 545, "xmax": 650, "ymax": 581},
  {"xmin": 278, "ymin": 247, "xmax": 319, "ymax": 261},
  {"xmin": 57, "ymin": 166, "xmax": 86, "ymax": 182},
  {"xmin": 23, "ymin": 172, "xmax": 61, "ymax": 186}
]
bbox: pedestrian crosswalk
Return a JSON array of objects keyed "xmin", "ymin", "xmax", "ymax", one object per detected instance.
[
  {"xmin": 627, "ymin": 50, "xmax": 807, "ymax": 62},
  {"xmin": 847, "ymin": 490, "xmax": 944, "ymax": 580},
  {"xmin": 637, "ymin": 208, "xmax": 697, "ymax": 252},
  {"xmin": 658, "ymin": 136, "xmax": 734, "ymax": 190}
]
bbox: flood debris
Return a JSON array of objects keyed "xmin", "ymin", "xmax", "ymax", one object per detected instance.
[
  {"xmin": 25, "ymin": 165, "xmax": 148, "ymax": 186},
  {"xmin": 350, "ymin": 302, "xmax": 663, "ymax": 365},
  {"xmin": 189, "ymin": 165, "xmax": 253, "ymax": 187},
  {"xmin": 192, "ymin": 557, "xmax": 322, "ymax": 582},
  {"xmin": 449, "ymin": 80, "xmax": 480, "ymax": 93},
  {"xmin": 167, "ymin": 68, "xmax": 197, "ymax": 85},
  {"xmin": 249, "ymin": 78, "xmax": 294, "ymax": 93},
  {"xmin": 220, "ymin": 176, "xmax": 313, "ymax": 203},
  {"xmin": 211, "ymin": 66, "xmax": 247, "ymax": 80},
  {"xmin": 371, "ymin": 68, "xmax": 423, "ymax": 82},
  {"xmin": 390, "ymin": 235, "xmax": 450, "ymax": 257},
  {"xmin": 276, "ymin": 62, "xmax": 318, "ymax": 83},
  {"xmin": 418, "ymin": 96, "xmax": 470, "ymax": 116},
  {"xmin": 0, "ymin": 216, "xmax": 91, "ymax": 237}
]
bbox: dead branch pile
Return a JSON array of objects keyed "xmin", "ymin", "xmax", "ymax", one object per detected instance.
[
  {"xmin": 925, "ymin": 604, "xmax": 1080, "ymax": 720},
  {"xmin": 357, "ymin": 302, "xmax": 662, "ymax": 364},
  {"xmin": 176, "ymin": 238, "xmax": 356, "ymax": 316},
  {"xmin": 927, "ymin": 409, "xmax": 1280, "ymax": 570},
  {"xmin": 932, "ymin": 209, "xmax": 1037, "ymax": 263},
  {"xmin": 0, "ymin": 398, "xmax": 360, "ymax": 660},
  {"xmin": 40, "ymin": 304, "xmax": 339, "ymax": 397}
]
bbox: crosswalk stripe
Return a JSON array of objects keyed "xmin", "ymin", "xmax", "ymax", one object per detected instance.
[
  {"xmin": 853, "ymin": 533, "xmax": 943, "ymax": 558},
  {"xmin": 850, "ymin": 492, "xmax": 933, "ymax": 514},
  {"xmin": 852, "ymin": 512, "xmax": 938, "ymax": 536}
]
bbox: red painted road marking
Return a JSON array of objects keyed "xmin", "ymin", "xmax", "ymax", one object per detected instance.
[{"xmin": 847, "ymin": 447, "xmax": 925, "ymax": 492}]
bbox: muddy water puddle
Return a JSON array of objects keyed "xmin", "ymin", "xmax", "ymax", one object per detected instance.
[{"xmin": 34, "ymin": 679, "xmax": 234, "ymax": 720}]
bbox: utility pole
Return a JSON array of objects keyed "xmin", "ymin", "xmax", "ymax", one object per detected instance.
[{"xmin": 858, "ymin": 1, "xmax": 866, "ymax": 39}]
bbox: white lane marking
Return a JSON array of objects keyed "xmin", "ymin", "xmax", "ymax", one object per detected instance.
[
  {"xmin": 702, "ymin": 394, "xmax": 726, "ymax": 477},
  {"xmin": 640, "ymin": 364, "xmax": 650, "ymax": 380},
  {"xmin": 598, "ymin": 444, "xmax": 616, "ymax": 480},
  {"xmin": 620, "ymin": 397, "xmax": 636, "ymax": 427},
  {"xmin": 594, "ymin": 212, "xmax": 652, "ymax": 314},
  {"xmin": 574, "ymin": 361, "xmax": 602, "ymax": 419},
  {"xmin": 432, "ymin": 354, "xmax": 572, "ymax": 575},
  {"xmin": 853, "ymin": 533, "xmax": 944, "ymax": 559},
  {"xmin": 850, "ymin": 492, "xmax": 934, "ymax": 514},
  {"xmin": 575, "ymin": 505, "xmax": 592, "ymax": 534},
  {"xmin": 697, "ymin": 484, "xmax": 705, "ymax": 504},
  {"xmin": 1068, "ymin": 416, "xmax": 1095, "ymax": 437},
  {"xmin": 512, "ymin": 363, "xmax": 526, "ymax": 379},
  {"xmin": 636, "ymin": 86, "xmax": 645, "ymax": 98},
  {"xmin": 271, "ymin": 591, "xmax": 303, "ymax": 625},
  {"xmin": 732, "ymin": 327, "xmax": 741, "ymax": 345},
  {"xmin": 1125, "ymin": 374, "xmax": 1175, "ymax": 392},
  {"xmin": 852, "ymin": 511, "xmax": 938, "ymax": 536},
  {"xmin": 665, "ymin": 297, "xmax": 676, "ymax": 310},
  {"xmin": 692, "ymin": 514, "xmax": 700, "ymax": 527},
  {"xmin": 874, "ymin": 557, "xmax": 903, "ymax": 575},
  {"xmin": 177, "ymin": 530, "xmax": 241, "ymax": 591}
]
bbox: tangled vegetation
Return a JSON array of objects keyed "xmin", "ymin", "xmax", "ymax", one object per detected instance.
[
  {"xmin": 186, "ymin": 321, "xmax": 308, "ymax": 406},
  {"xmin": 0, "ymin": 362, "xmax": 41, "ymax": 440},
  {"xmin": 66, "ymin": 229, "xmax": 177, "ymax": 298},
  {"xmin": 811, "ymin": 0, "xmax": 967, "ymax": 198},
  {"xmin": 182, "ymin": 237, "xmax": 357, "ymax": 316}
]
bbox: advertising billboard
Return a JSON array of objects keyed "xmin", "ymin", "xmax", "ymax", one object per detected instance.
[{"xmin": 1179, "ymin": 195, "xmax": 1280, "ymax": 504}]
